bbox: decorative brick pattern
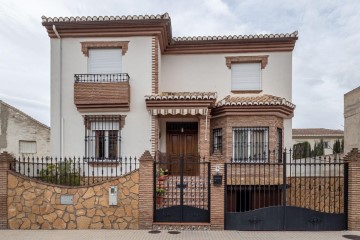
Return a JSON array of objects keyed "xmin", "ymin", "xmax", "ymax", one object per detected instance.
[
  {"xmin": 7, "ymin": 171, "xmax": 139, "ymax": 230},
  {"xmin": 211, "ymin": 115, "xmax": 283, "ymax": 162},
  {"xmin": 151, "ymin": 116, "xmax": 159, "ymax": 156},
  {"xmin": 152, "ymin": 37, "xmax": 159, "ymax": 94},
  {"xmin": 74, "ymin": 82, "xmax": 130, "ymax": 111},
  {"xmin": 344, "ymin": 148, "xmax": 360, "ymax": 230},
  {"xmin": 80, "ymin": 41, "xmax": 129, "ymax": 56},
  {"xmin": 0, "ymin": 152, "xmax": 15, "ymax": 229},
  {"xmin": 210, "ymin": 151, "xmax": 225, "ymax": 230},
  {"xmin": 138, "ymin": 151, "xmax": 154, "ymax": 229},
  {"xmin": 225, "ymin": 55, "xmax": 269, "ymax": 69},
  {"xmin": 199, "ymin": 114, "xmax": 211, "ymax": 158}
]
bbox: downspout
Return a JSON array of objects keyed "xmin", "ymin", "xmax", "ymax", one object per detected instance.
[{"xmin": 53, "ymin": 25, "xmax": 63, "ymax": 158}]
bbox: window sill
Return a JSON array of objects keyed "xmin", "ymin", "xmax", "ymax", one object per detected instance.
[{"xmin": 231, "ymin": 90, "xmax": 263, "ymax": 94}]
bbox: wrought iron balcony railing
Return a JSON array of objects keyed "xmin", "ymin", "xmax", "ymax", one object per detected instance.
[{"xmin": 74, "ymin": 73, "xmax": 130, "ymax": 83}]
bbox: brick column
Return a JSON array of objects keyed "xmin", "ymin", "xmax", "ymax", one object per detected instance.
[
  {"xmin": 0, "ymin": 152, "xmax": 15, "ymax": 229},
  {"xmin": 138, "ymin": 151, "xmax": 154, "ymax": 229},
  {"xmin": 209, "ymin": 151, "xmax": 225, "ymax": 230},
  {"xmin": 344, "ymin": 148, "xmax": 360, "ymax": 230}
]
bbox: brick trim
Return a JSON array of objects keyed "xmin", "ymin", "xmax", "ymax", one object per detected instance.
[
  {"xmin": 225, "ymin": 55, "xmax": 269, "ymax": 69},
  {"xmin": 81, "ymin": 41, "xmax": 129, "ymax": 56},
  {"xmin": 0, "ymin": 152, "xmax": 15, "ymax": 229},
  {"xmin": 152, "ymin": 37, "xmax": 159, "ymax": 94}
]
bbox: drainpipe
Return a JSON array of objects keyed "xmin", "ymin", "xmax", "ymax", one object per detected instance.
[{"xmin": 53, "ymin": 25, "xmax": 63, "ymax": 158}]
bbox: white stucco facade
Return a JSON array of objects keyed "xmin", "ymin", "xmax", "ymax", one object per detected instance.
[
  {"xmin": 0, "ymin": 101, "xmax": 50, "ymax": 157},
  {"xmin": 50, "ymin": 36, "xmax": 153, "ymax": 157}
]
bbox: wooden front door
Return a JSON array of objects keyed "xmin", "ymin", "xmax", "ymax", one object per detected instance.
[{"xmin": 166, "ymin": 122, "xmax": 199, "ymax": 175}]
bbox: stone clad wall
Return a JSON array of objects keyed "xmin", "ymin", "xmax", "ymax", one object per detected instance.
[{"xmin": 7, "ymin": 170, "xmax": 139, "ymax": 230}]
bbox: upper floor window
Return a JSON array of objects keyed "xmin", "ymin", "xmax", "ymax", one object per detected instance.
[
  {"xmin": 231, "ymin": 63, "xmax": 261, "ymax": 91},
  {"xmin": 88, "ymin": 49, "xmax": 122, "ymax": 74},
  {"xmin": 19, "ymin": 140, "xmax": 37, "ymax": 154}
]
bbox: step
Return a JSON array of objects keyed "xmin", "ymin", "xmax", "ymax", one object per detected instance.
[{"xmin": 153, "ymin": 222, "xmax": 211, "ymax": 231}]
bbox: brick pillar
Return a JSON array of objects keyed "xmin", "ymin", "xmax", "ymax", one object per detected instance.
[
  {"xmin": 209, "ymin": 150, "xmax": 225, "ymax": 230},
  {"xmin": 138, "ymin": 150, "xmax": 154, "ymax": 229},
  {"xmin": 0, "ymin": 152, "xmax": 15, "ymax": 229},
  {"xmin": 344, "ymin": 148, "xmax": 360, "ymax": 230}
]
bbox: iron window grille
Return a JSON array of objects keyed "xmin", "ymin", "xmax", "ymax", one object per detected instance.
[
  {"xmin": 232, "ymin": 127, "xmax": 269, "ymax": 162},
  {"xmin": 84, "ymin": 115, "xmax": 121, "ymax": 160},
  {"xmin": 212, "ymin": 128, "xmax": 222, "ymax": 154}
]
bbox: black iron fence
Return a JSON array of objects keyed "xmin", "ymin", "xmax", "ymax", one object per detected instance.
[
  {"xmin": 10, "ymin": 156, "xmax": 139, "ymax": 186},
  {"xmin": 74, "ymin": 73, "xmax": 130, "ymax": 83},
  {"xmin": 225, "ymin": 149, "xmax": 347, "ymax": 230}
]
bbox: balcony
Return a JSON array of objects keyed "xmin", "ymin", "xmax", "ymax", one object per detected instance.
[{"xmin": 74, "ymin": 73, "xmax": 130, "ymax": 112}]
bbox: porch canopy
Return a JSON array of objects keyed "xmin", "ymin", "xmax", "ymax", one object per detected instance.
[
  {"xmin": 145, "ymin": 92, "xmax": 216, "ymax": 115},
  {"xmin": 212, "ymin": 94, "xmax": 295, "ymax": 118}
]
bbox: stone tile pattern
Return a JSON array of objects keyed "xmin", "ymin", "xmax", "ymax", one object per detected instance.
[
  {"xmin": 7, "ymin": 170, "xmax": 139, "ymax": 230},
  {"xmin": 287, "ymin": 177, "xmax": 344, "ymax": 213}
]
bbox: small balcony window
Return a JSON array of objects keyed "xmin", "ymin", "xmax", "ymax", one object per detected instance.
[{"xmin": 88, "ymin": 49, "xmax": 122, "ymax": 74}]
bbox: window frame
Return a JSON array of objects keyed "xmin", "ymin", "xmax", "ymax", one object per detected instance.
[
  {"xmin": 19, "ymin": 140, "xmax": 37, "ymax": 154},
  {"xmin": 232, "ymin": 127, "xmax": 269, "ymax": 162},
  {"xmin": 231, "ymin": 62, "xmax": 262, "ymax": 92},
  {"xmin": 212, "ymin": 128, "xmax": 223, "ymax": 154}
]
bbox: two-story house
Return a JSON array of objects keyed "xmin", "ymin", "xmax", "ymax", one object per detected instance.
[{"xmin": 42, "ymin": 13, "xmax": 297, "ymax": 168}]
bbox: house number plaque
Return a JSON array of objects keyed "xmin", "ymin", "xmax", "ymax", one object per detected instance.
[{"xmin": 60, "ymin": 195, "xmax": 74, "ymax": 205}]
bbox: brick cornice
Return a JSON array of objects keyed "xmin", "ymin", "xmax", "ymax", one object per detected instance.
[
  {"xmin": 80, "ymin": 41, "xmax": 129, "ymax": 56},
  {"xmin": 225, "ymin": 55, "xmax": 269, "ymax": 69}
]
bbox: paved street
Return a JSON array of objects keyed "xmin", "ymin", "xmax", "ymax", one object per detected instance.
[{"xmin": 0, "ymin": 230, "xmax": 360, "ymax": 240}]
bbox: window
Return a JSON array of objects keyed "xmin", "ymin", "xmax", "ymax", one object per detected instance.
[
  {"xmin": 324, "ymin": 141, "xmax": 329, "ymax": 149},
  {"xmin": 212, "ymin": 128, "xmax": 222, "ymax": 153},
  {"xmin": 85, "ymin": 116, "xmax": 121, "ymax": 160},
  {"xmin": 19, "ymin": 141, "xmax": 37, "ymax": 154},
  {"xmin": 232, "ymin": 127, "xmax": 268, "ymax": 162},
  {"xmin": 231, "ymin": 63, "xmax": 261, "ymax": 91},
  {"xmin": 88, "ymin": 49, "xmax": 122, "ymax": 74}
]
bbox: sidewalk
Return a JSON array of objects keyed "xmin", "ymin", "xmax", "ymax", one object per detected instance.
[{"xmin": 0, "ymin": 230, "xmax": 359, "ymax": 240}]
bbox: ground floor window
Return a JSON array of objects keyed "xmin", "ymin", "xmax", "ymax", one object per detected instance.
[
  {"xmin": 84, "ymin": 115, "xmax": 121, "ymax": 160},
  {"xmin": 212, "ymin": 128, "xmax": 222, "ymax": 154},
  {"xmin": 232, "ymin": 127, "xmax": 269, "ymax": 162}
]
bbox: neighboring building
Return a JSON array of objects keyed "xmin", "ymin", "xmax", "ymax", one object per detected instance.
[
  {"xmin": 0, "ymin": 100, "xmax": 50, "ymax": 157},
  {"xmin": 344, "ymin": 86, "xmax": 360, "ymax": 154},
  {"xmin": 42, "ymin": 13, "xmax": 298, "ymax": 161},
  {"xmin": 292, "ymin": 128, "xmax": 344, "ymax": 155}
]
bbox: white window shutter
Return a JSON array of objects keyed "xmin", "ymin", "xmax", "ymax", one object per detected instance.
[
  {"xmin": 19, "ymin": 141, "xmax": 37, "ymax": 154},
  {"xmin": 231, "ymin": 63, "xmax": 261, "ymax": 90},
  {"xmin": 88, "ymin": 49, "xmax": 122, "ymax": 74}
]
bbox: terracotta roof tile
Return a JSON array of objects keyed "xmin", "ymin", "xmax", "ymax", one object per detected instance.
[
  {"xmin": 293, "ymin": 128, "xmax": 344, "ymax": 136},
  {"xmin": 145, "ymin": 92, "xmax": 217, "ymax": 101},
  {"xmin": 216, "ymin": 95, "xmax": 295, "ymax": 108},
  {"xmin": 41, "ymin": 13, "xmax": 170, "ymax": 23}
]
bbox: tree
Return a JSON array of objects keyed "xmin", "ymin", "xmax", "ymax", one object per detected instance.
[
  {"xmin": 293, "ymin": 141, "xmax": 312, "ymax": 159},
  {"xmin": 333, "ymin": 139, "xmax": 341, "ymax": 154},
  {"xmin": 313, "ymin": 139, "xmax": 324, "ymax": 156}
]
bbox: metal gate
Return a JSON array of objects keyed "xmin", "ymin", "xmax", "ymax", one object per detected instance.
[
  {"xmin": 154, "ymin": 155, "xmax": 210, "ymax": 222},
  {"xmin": 225, "ymin": 151, "xmax": 348, "ymax": 230}
]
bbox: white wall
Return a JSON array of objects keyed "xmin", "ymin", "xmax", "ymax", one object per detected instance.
[
  {"xmin": 344, "ymin": 87, "xmax": 360, "ymax": 154},
  {"xmin": 51, "ymin": 37, "xmax": 153, "ymax": 157},
  {"xmin": 0, "ymin": 102, "xmax": 50, "ymax": 157},
  {"xmin": 160, "ymin": 52, "xmax": 293, "ymax": 147}
]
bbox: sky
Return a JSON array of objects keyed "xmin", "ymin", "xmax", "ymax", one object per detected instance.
[{"xmin": 0, "ymin": 0, "xmax": 359, "ymax": 129}]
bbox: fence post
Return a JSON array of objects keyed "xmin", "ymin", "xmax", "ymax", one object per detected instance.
[
  {"xmin": 138, "ymin": 150, "xmax": 154, "ymax": 229},
  {"xmin": 344, "ymin": 148, "xmax": 360, "ymax": 230},
  {"xmin": 210, "ymin": 150, "xmax": 225, "ymax": 230},
  {"xmin": 0, "ymin": 152, "xmax": 15, "ymax": 229}
]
